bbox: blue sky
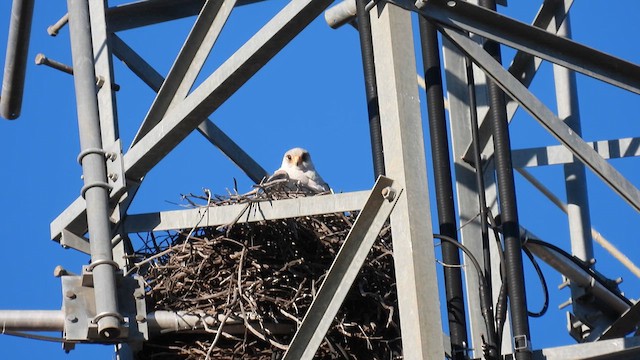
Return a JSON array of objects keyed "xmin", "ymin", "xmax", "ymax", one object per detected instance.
[{"xmin": 0, "ymin": 1, "xmax": 639, "ymax": 358}]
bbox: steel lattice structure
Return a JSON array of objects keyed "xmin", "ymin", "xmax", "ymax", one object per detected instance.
[{"xmin": 1, "ymin": 0, "xmax": 640, "ymax": 359}]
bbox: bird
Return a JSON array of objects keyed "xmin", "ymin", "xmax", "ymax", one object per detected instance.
[{"xmin": 266, "ymin": 147, "xmax": 330, "ymax": 193}]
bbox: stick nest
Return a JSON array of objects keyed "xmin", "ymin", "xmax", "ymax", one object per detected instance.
[{"xmin": 133, "ymin": 184, "xmax": 401, "ymax": 359}]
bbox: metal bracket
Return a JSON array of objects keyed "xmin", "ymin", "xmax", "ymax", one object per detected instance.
[
  {"xmin": 105, "ymin": 139, "xmax": 126, "ymax": 197},
  {"xmin": 60, "ymin": 229, "xmax": 91, "ymax": 254},
  {"xmin": 61, "ymin": 270, "xmax": 147, "ymax": 344}
]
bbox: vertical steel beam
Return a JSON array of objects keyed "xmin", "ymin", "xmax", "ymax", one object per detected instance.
[
  {"xmin": 369, "ymin": 4, "xmax": 444, "ymax": 358},
  {"xmin": 552, "ymin": 11, "xmax": 596, "ymax": 340},
  {"xmin": 87, "ymin": 0, "xmax": 131, "ymax": 274},
  {"xmin": 67, "ymin": 0, "xmax": 122, "ymax": 339},
  {"xmin": 0, "ymin": 0, "xmax": 34, "ymax": 120},
  {"xmin": 553, "ymin": 14, "xmax": 594, "ymax": 264},
  {"xmin": 88, "ymin": 0, "xmax": 119, "ymax": 145}
]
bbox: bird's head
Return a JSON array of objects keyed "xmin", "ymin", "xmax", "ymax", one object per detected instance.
[{"xmin": 281, "ymin": 147, "xmax": 313, "ymax": 171}]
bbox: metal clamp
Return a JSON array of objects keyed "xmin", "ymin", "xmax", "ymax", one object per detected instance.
[
  {"xmin": 77, "ymin": 148, "xmax": 107, "ymax": 165},
  {"xmin": 87, "ymin": 259, "xmax": 120, "ymax": 272},
  {"xmin": 80, "ymin": 181, "xmax": 112, "ymax": 198},
  {"xmin": 92, "ymin": 311, "xmax": 125, "ymax": 325},
  {"xmin": 513, "ymin": 334, "xmax": 531, "ymax": 352}
]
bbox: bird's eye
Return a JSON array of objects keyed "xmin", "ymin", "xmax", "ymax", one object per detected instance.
[
  {"xmin": 286, "ymin": 154, "xmax": 292, "ymax": 161},
  {"xmin": 301, "ymin": 153, "xmax": 308, "ymax": 161}
]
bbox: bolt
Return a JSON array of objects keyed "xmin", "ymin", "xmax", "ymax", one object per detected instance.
[
  {"xmin": 558, "ymin": 298, "xmax": 572, "ymax": 310},
  {"xmin": 558, "ymin": 280, "xmax": 570, "ymax": 290},
  {"xmin": 381, "ymin": 187, "xmax": 395, "ymax": 202},
  {"xmin": 96, "ymin": 76, "xmax": 105, "ymax": 89},
  {"xmin": 67, "ymin": 315, "xmax": 78, "ymax": 323},
  {"xmin": 415, "ymin": 0, "xmax": 428, "ymax": 9},
  {"xmin": 447, "ymin": 0, "xmax": 457, "ymax": 7},
  {"xmin": 108, "ymin": 173, "xmax": 119, "ymax": 182},
  {"xmin": 135, "ymin": 314, "xmax": 146, "ymax": 323},
  {"xmin": 65, "ymin": 290, "xmax": 77, "ymax": 300},
  {"xmin": 134, "ymin": 291, "xmax": 145, "ymax": 300},
  {"xmin": 35, "ymin": 53, "xmax": 120, "ymax": 91},
  {"xmin": 53, "ymin": 265, "xmax": 68, "ymax": 277}
]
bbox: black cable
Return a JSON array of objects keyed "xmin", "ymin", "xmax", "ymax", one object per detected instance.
[
  {"xmin": 522, "ymin": 246, "xmax": 549, "ymax": 318},
  {"xmin": 434, "ymin": 234, "xmax": 498, "ymax": 359},
  {"xmin": 419, "ymin": 17, "xmax": 469, "ymax": 359},
  {"xmin": 355, "ymin": 0, "xmax": 385, "ymax": 178},
  {"xmin": 486, "ymin": 210, "xmax": 508, "ymax": 350},
  {"xmin": 478, "ymin": 0, "xmax": 532, "ymax": 356},
  {"xmin": 465, "ymin": 55, "xmax": 493, "ymax": 298}
]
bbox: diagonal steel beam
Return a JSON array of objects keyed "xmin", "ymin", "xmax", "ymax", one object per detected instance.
[
  {"xmin": 282, "ymin": 176, "xmax": 400, "ymax": 360},
  {"xmin": 51, "ymin": 0, "xmax": 332, "ymax": 242},
  {"xmin": 111, "ymin": 35, "xmax": 268, "ymax": 182},
  {"xmin": 462, "ymin": 0, "xmax": 574, "ymax": 162},
  {"xmin": 393, "ymin": 0, "xmax": 640, "ymax": 94},
  {"xmin": 442, "ymin": 27, "xmax": 640, "ymax": 213},
  {"xmin": 123, "ymin": 0, "xmax": 333, "ymax": 180},
  {"xmin": 131, "ymin": 0, "xmax": 236, "ymax": 147}
]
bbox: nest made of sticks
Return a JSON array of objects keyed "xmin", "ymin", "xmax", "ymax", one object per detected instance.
[{"xmin": 131, "ymin": 183, "xmax": 402, "ymax": 359}]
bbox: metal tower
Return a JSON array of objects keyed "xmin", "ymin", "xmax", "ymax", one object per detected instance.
[{"xmin": 1, "ymin": 0, "xmax": 640, "ymax": 359}]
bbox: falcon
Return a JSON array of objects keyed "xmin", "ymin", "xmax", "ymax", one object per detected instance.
[{"xmin": 267, "ymin": 147, "xmax": 330, "ymax": 193}]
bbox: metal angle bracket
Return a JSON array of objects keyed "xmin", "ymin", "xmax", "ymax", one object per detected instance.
[
  {"xmin": 282, "ymin": 175, "xmax": 402, "ymax": 360},
  {"xmin": 105, "ymin": 139, "xmax": 126, "ymax": 199},
  {"xmin": 60, "ymin": 229, "xmax": 91, "ymax": 254}
]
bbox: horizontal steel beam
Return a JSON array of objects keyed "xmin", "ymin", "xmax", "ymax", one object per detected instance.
[
  {"xmin": 124, "ymin": 190, "xmax": 369, "ymax": 233},
  {"xmin": 442, "ymin": 27, "xmax": 640, "ymax": 213},
  {"xmin": 532, "ymin": 335, "xmax": 640, "ymax": 360},
  {"xmin": 512, "ymin": 137, "xmax": 640, "ymax": 168},
  {"xmin": 0, "ymin": 310, "xmax": 64, "ymax": 332},
  {"xmin": 105, "ymin": 0, "xmax": 265, "ymax": 32},
  {"xmin": 393, "ymin": 0, "xmax": 640, "ymax": 94}
]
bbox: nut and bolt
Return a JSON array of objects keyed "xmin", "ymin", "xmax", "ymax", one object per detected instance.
[
  {"xmin": 381, "ymin": 187, "xmax": 396, "ymax": 202},
  {"xmin": 65, "ymin": 290, "xmax": 77, "ymax": 300}
]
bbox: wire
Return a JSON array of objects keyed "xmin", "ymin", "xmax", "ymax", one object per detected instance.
[
  {"xmin": 522, "ymin": 246, "xmax": 549, "ymax": 318},
  {"xmin": 433, "ymin": 234, "xmax": 485, "ymax": 287},
  {"xmin": 1, "ymin": 330, "xmax": 72, "ymax": 343},
  {"xmin": 434, "ymin": 234, "xmax": 502, "ymax": 359}
]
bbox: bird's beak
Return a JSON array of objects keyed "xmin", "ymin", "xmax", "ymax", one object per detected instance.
[{"xmin": 292, "ymin": 155, "xmax": 302, "ymax": 166}]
